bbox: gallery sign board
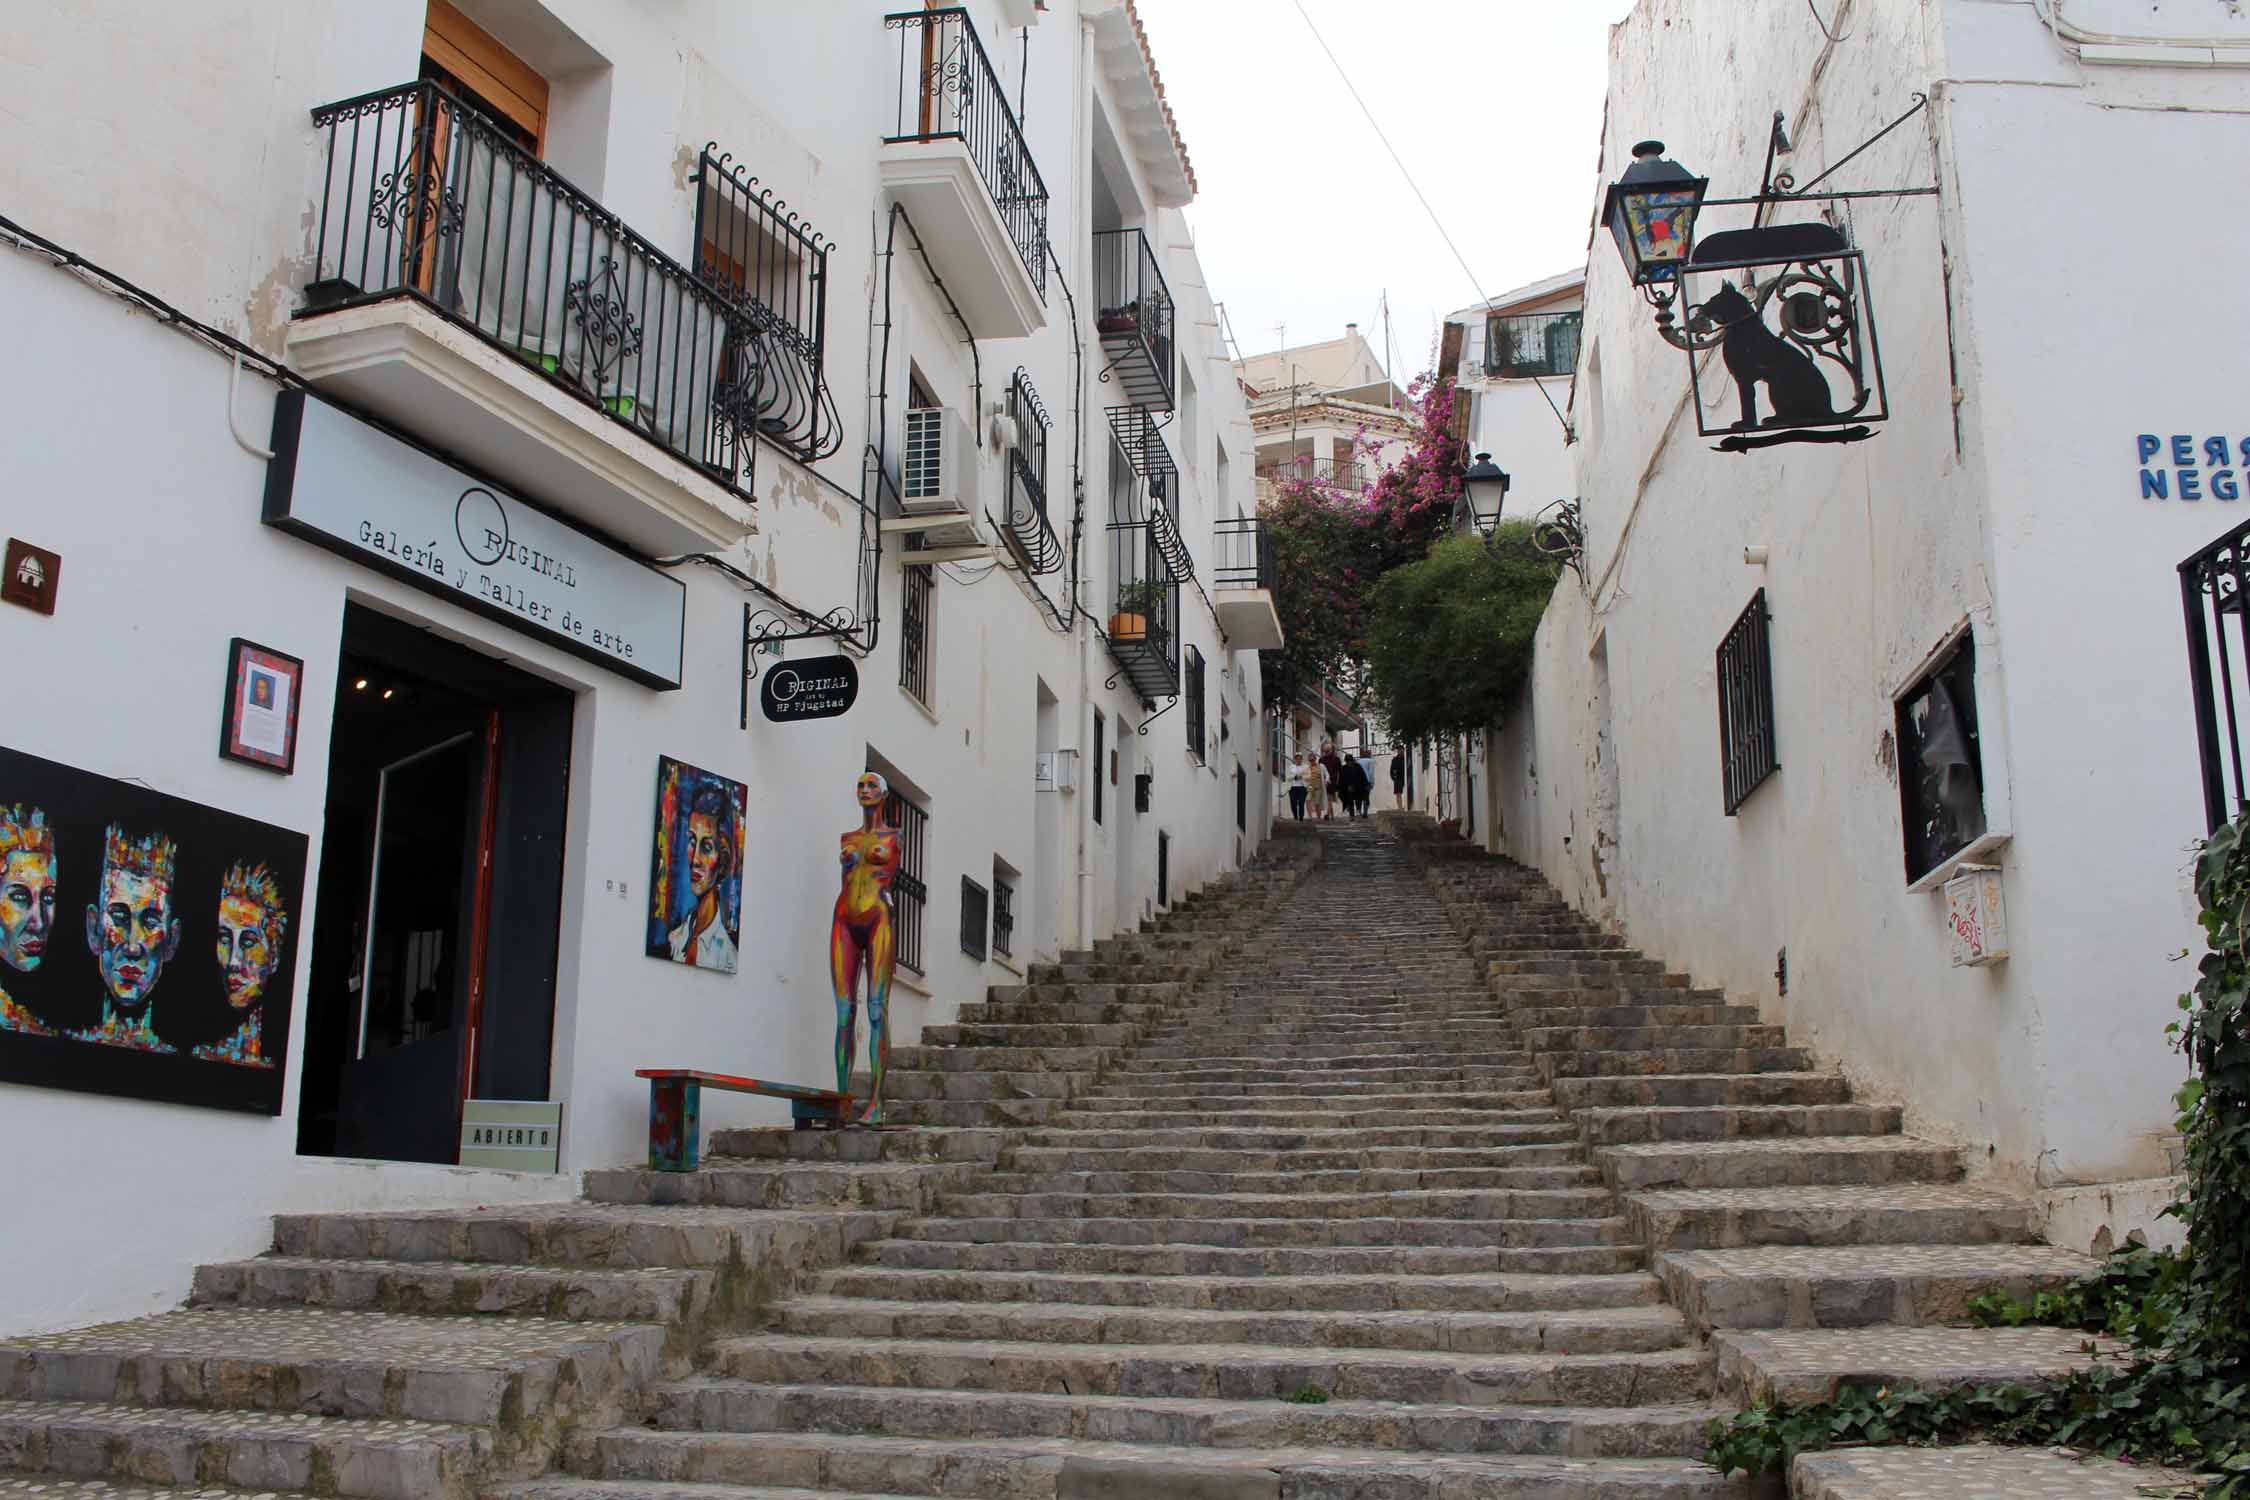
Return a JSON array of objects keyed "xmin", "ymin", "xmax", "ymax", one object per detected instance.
[
  {"xmin": 459, "ymin": 1098, "xmax": 564, "ymax": 1172},
  {"xmin": 263, "ymin": 392, "xmax": 687, "ymax": 689},
  {"xmin": 760, "ymin": 655, "xmax": 860, "ymax": 723}
]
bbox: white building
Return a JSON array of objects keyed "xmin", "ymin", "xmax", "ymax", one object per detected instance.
[
  {"xmin": 1490, "ymin": 0, "xmax": 2249, "ymax": 1242},
  {"xmin": 1449, "ymin": 271, "xmax": 1583, "ymax": 531},
  {"xmin": 0, "ymin": 0, "xmax": 1278, "ymax": 1336}
]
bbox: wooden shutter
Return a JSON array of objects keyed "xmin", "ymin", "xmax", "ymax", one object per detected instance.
[{"xmin": 422, "ymin": 0, "xmax": 549, "ymax": 153}]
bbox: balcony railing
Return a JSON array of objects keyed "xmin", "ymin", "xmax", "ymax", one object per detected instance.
[
  {"xmin": 1482, "ymin": 309, "xmax": 1582, "ymax": 379},
  {"xmin": 690, "ymin": 143, "xmax": 840, "ymax": 463},
  {"xmin": 1213, "ymin": 517, "xmax": 1275, "ymax": 591},
  {"xmin": 884, "ymin": 8, "xmax": 1049, "ymax": 299},
  {"xmin": 1105, "ymin": 520, "xmax": 1183, "ymax": 705},
  {"xmin": 1256, "ymin": 457, "xmax": 1371, "ymax": 493},
  {"xmin": 304, "ymin": 81, "xmax": 751, "ymax": 495},
  {"xmin": 998, "ymin": 368, "xmax": 1061, "ymax": 575},
  {"xmin": 1093, "ymin": 228, "xmax": 1175, "ymax": 410}
]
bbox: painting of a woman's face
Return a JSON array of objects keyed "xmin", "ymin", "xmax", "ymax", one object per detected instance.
[{"xmin": 686, "ymin": 811, "xmax": 725, "ymax": 898}]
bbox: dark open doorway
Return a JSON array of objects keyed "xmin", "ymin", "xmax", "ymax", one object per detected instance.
[{"xmin": 297, "ymin": 606, "xmax": 573, "ymax": 1163}]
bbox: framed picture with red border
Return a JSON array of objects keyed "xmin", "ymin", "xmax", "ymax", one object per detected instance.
[{"xmin": 219, "ymin": 638, "xmax": 304, "ymax": 774}]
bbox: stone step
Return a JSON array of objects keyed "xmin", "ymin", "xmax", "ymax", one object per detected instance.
[
  {"xmin": 1001, "ymin": 1143, "xmax": 1587, "ymax": 1174},
  {"xmin": 648, "ymin": 1380, "xmax": 1732, "ymax": 1458},
  {"xmin": 1089, "ymin": 1073, "xmax": 1543, "ymax": 1100},
  {"xmin": 1656, "ymin": 1243, "xmax": 2101, "ymax": 1333},
  {"xmin": 1014, "ymin": 1122, "xmax": 1580, "ymax": 1151},
  {"xmin": 887, "ymin": 1045, "xmax": 1114, "ymax": 1072},
  {"xmin": 1518, "ymin": 1025, "xmax": 1791, "ymax": 1055},
  {"xmin": 1059, "ymin": 1094, "xmax": 1565, "ymax": 1120},
  {"xmin": 1571, "ymin": 1103, "xmax": 1902, "ymax": 1147},
  {"xmin": 920, "ymin": 1022, "xmax": 1138, "ymax": 1047},
  {"xmin": 880, "ymin": 1098, "xmax": 1068, "ymax": 1127},
  {"xmin": 931, "ymin": 1187, "xmax": 1619, "ymax": 1223},
  {"xmin": 270, "ymin": 1204, "xmax": 898, "ymax": 1275},
  {"xmin": 1552, "ymin": 1073, "xmax": 1851, "ymax": 1110},
  {"xmin": 1119, "ymin": 1048, "xmax": 1534, "ymax": 1070},
  {"xmin": 1539, "ymin": 1047, "xmax": 1817, "ymax": 1078},
  {"xmin": 881, "ymin": 1070, "xmax": 1097, "ymax": 1102},
  {"xmin": 855, "ymin": 1237, "xmax": 1645, "ymax": 1277},
  {"xmin": 0, "ymin": 1480, "xmax": 325, "ymax": 1498},
  {"xmin": 1508, "ymin": 1003, "xmax": 1761, "ymax": 1029},
  {"xmin": 1594, "ymin": 1137, "xmax": 1963, "ymax": 1191},
  {"xmin": 890, "ymin": 1213, "xmax": 1633, "ymax": 1250},
  {"xmin": 974, "ymin": 1165, "xmax": 1598, "ymax": 1195},
  {"xmin": 763, "ymin": 1296, "xmax": 1692, "ymax": 1355},
  {"xmin": 580, "ymin": 1163, "xmax": 975, "ymax": 1212},
  {"xmin": 704, "ymin": 1128, "xmax": 1009, "ymax": 1164},
  {"xmin": 0, "ymin": 1397, "xmax": 486, "ymax": 1500},
  {"xmin": 191, "ymin": 1255, "xmax": 713, "ymax": 1326},
  {"xmin": 1711, "ymin": 1325, "xmax": 2122, "ymax": 1404},
  {"xmin": 1790, "ymin": 1443, "xmax": 2203, "ymax": 1499},
  {"xmin": 532, "ymin": 1435, "xmax": 1751, "ymax": 1498},
  {"xmin": 0, "ymin": 1308, "xmax": 662, "ymax": 1429},
  {"xmin": 709, "ymin": 1332, "xmax": 1716, "ymax": 1406},
  {"xmin": 812, "ymin": 1266, "xmax": 1664, "ymax": 1312},
  {"xmin": 1625, "ymin": 1184, "xmax": 2042, "ymax": 1253}
]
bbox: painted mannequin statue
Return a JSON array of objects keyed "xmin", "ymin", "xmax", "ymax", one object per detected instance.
[{"xmin": 831, "ymin": 771, "xmax": 900, "ymax": 1124}]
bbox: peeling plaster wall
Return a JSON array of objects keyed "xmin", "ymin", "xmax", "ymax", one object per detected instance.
[
  {"xmin": 1494, "ymin": 0, "xmax": 2211, "ymax": 1208},
  {"xmin": 0, "ymin": 0, "xmax": 1269, "ymax": 1335}
]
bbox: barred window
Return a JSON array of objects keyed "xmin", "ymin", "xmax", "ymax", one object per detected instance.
[
  {"xmin": 1185, "ymin": 647, "xmax": 1207, "ymax": 763},
  {"xmin": 1236, "ymin": 763, "xmax": 1247, "ymax": 832},
  {"xmin": 959, "ymin": 876, "xmax": 988, "ymax": 961},
  {"xmin": 1092, "ymin": 711, "xmax": 1106, "ymax": 825},
  {"xmin": 899, "ymin": 557, "xmax": 933, "ymax": 703},
  {"xmin": 1157, "ymin": 830, "xmax": 1170, "ymax": 908},
  {"xmin": 1716, "ymin": 589, "xmax": 1780, "ymax": 816},
  {"xmin": 882, "ymin": 787, "xmax": 929, "ymax": 972},
  {"xmin": 991, "ymin": 866, "xmax": 1016, "ymax": 958}
]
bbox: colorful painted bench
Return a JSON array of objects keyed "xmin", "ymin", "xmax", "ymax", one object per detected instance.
[{"xmin": 636, "ymin": 1067, "xmax": 857, "ymax": 1172}]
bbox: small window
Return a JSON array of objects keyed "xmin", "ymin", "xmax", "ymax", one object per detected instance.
[
  {"xmin": 1717, "ymin": 589, "xmax": 1780, "ymax": 815},
  {"xmin": 959, "ymin": 876, "xmax": 989, "ymax": 961},
  {"xmin": 1235, "ymin": 762, "xmax": 1247, "ymax": 832},
  {"xmin": 881, "ymin": 783, "xmax": 930, "ymax": 973},
  {"xmin": 1896, "ymin": 631, "xmax": 1986, "ymax": 883},
  {"xmin": 991, "ymin": 865, "xmax": 1016, "ymax": 959},
  {"xmin": 1157, "ymin": 830, "xmax": 1170, "ymax": 907},
  {"xmin": 1185, "ymin": 647, "xmax": 1207, "ymax": 764},
  {"xmin": 1092, "ymin": 711, "xmax": 1106, "ymax": 826}
]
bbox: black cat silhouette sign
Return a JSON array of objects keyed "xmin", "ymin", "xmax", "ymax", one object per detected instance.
[{"xmin": 1677, "ymin": 223, "xmax": 1887, "ymax": 453}]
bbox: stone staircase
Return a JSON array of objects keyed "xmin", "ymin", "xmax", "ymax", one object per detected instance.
[
  {"xmin": 1399, "ymin": 822, "xmax": 2119, "ymax": 1448},
  {"xmin": 0, "ymin": 819, "xmax": 2144, "ymax": 1499}
]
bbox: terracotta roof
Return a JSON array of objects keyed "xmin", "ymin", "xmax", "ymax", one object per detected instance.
[{"xmin": 1121, "ymin": 0, "xmax": 1197, "ymax": 197}]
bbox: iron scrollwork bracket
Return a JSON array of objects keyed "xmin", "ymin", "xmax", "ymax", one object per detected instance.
[{"xmin": 1138, "ymin": 695, "xmax": 1179, "ymax": 736}]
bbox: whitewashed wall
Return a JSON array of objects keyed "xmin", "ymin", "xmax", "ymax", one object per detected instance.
[
  {"xmin": 0, "ymin": 0, "xmax": 1267, "ymax": 1335},
  {"xmin": 1490, "ymin": 0, "xmax": 2223, "ymax": 1221}
]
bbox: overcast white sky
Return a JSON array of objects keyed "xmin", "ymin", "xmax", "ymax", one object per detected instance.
[{"xmin": 1132, "ymin": 0, "xmax": 1640, "ymax": 380}]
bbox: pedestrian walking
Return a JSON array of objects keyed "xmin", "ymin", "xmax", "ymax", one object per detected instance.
[
  {"xmin": 1390, "ymin": 747, "xmax": 1407, "ymax": 809},
  {"xmin": 1341, "ymin": 754, "xmax": 1370, "ymax": 818},
  {"xmin": 1355, "ymin": 750, "xmax": 1378, "ymax": 818},
  {"xmin": 1287, "ymin": 754, "xmax": 1309, "ymax": 820},
  {"xmin": 1319, "ymin": 741, "xmax": 1345, "ymax": 822}
]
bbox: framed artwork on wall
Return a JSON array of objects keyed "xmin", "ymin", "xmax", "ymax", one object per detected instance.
[
  {"xmin": 219, "ymin": 638, "xmax": 304, "ymax": 774},
  {"xmin": 0, "ymin": 743, "xmax": 309, "ymax": 1114},
  {"xmin": 646, "ymin": 756, "xmax": 746, "ymax": 974}
]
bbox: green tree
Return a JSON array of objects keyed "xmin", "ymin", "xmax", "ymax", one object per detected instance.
[{"xmin": 1361, "ymin": 527, "xmax": 1560, "ymax": 744}]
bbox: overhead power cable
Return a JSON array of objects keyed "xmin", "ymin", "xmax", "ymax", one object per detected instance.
[{"xmin": 1286, "ymin": 0, "xmax": 1574, "ymax": 441}]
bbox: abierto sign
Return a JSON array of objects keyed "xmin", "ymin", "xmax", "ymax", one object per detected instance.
[
  {"xmin": 263, "ymin": 392, "xmax": 686, "ymax": 689},
  {"xmin": 761, "ymin": 655, "xmax": 860, "ymax": 723}
]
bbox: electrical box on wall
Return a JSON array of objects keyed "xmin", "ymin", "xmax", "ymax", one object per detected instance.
[
  {"xmin": 1036, "ymin": 748, "xmax": 1078, "ymax": 793},
  {"xmin": 1944, "ymin": 865, "xmax": 2010, "ymax": 968}
]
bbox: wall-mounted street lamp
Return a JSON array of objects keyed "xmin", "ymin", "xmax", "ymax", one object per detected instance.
[
  {"xmin": 1601, "ymin": 99, "xmax": 1937, "ymax": 454},
  {"xmin": 1458, "ymin": 453, "xmax": 1511, "ymax": 540},
  {"xmin": 1601, "ymin": 141, "xmax": 1708, "ymax": 292}
]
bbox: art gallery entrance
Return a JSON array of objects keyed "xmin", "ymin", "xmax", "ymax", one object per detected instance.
[{"xmin": 296, "ymin": 606, "xmax": 573, "ymax": 1164}]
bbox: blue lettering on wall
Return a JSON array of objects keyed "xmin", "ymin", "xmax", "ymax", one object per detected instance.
[
  {"xmin": 2131, "ymin": 434, "xmax": 2250, "ymax": 501},
  {"xmin": 2143, "ymin": 469, "xmax": 2171, "ymax": 500}
]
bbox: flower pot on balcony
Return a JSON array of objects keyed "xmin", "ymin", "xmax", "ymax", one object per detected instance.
[{"xmin": 1108, "ymin": 611, "xmax": 1149, "ymax": 642}]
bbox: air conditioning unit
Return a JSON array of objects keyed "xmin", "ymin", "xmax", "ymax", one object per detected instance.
[{"xmin": 901, "ymin": 406, "xmax": 976, "ymax": 515}]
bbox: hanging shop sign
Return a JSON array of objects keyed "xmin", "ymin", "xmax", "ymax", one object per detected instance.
[
  {"xmin": 262, "ymin": 392, "xmax": 686, "ymax": 690},
  {"xmin": 760, "ymin": 655, "xmax": 860, "ymax": 723}
]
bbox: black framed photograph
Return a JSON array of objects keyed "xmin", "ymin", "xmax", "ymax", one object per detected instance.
[
  {"xmin": 220, "ymin": 638, "xmax": 304, "ymax": 774},
  {"xmin": 0, "ymin": 742, "xmax": 309, "ymax": 1114}
]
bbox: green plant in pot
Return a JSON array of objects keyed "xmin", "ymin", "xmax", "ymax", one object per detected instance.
[{"xmin": 1110, "ymin": 577, "xmax": 1167, "ymax": 642}]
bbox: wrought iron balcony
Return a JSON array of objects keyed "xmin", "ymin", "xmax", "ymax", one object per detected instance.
[
  {"xmin": 883, "ymin": 7, "xmax": 1049, "ymax": 330},
  {"xmin": 1255, "ymin": 457, "xmax": 1371, "ymax": 493},
  {"xmin": 996, "ymin": 369, "xmax": 1061, "ymax": 575},
  {"xmin": 1482, "ymin": 309, "xmax": 1583, "ymax": 379},
  {"xmin": 1093, "ymin": 228, "xmax": 1175, "ymax": 410},
  {"xmin": 301, "ymin": 80, "xmax": 753, "ymax": 500},
  {"xmin": 690, "ymin": 144, "xmax": 839, "ymax": 463},
  {"xmin": 1105, "ymin": 521, "xmax": 1182, "ymax": 705},
  {"xmin": 1212, "ymin": 517, "xmax": 1283, "ymax": 650},
  {"xmin": 1213, "ymin": 517, "xmax": 1274, "ymax": 591}
]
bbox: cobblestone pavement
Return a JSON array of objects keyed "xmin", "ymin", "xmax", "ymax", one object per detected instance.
[{"xmin": 1793, "ymin": 1444, "xmax": 2206, "ymax": 1497}]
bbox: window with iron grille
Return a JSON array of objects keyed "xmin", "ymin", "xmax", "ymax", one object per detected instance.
[
  {"xmin": 898, "ymin": 557, "xmax": 933, "ymax": 704},
  {"xmin": 959, "ymin": 876, "xmax": 988, "ymax": 961},
  {"xmin": 1185, "ymin": 647, "xmax": 1207, "ymax": 763},
  {"xmin": 1157, "ymin": 830, "xmax": 1170, "ymax": 907},
  {"xmin": 1235, "ymin": 763, "xmax": 1247, "ymax": 832},
  {"xmin": 1716, "ymin": 589, "xmax": 1780, "ymax": 816},
  {"xmin": 991, "ymin": 867, "xmax": 1016, "ymax": 958},
  {"xmin": 882, "ymin": 787, "xmax": 929, "ymax": 972},
  {"xmin": 1483, "ymin": 310, "xmax": 1583, "ymax": 380}
]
